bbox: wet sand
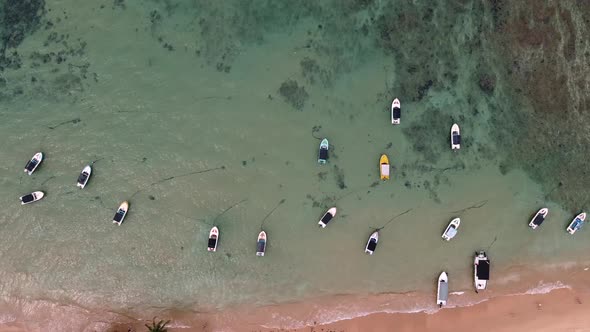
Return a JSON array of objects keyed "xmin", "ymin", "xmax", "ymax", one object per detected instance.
[
  {"xmin": 283, "ymin": 288, "xmax": 590, "ymax": 332},
  {"xmin": 2, "ymin": 263, "xmax": 589, "ymax": 331},
  {"xmin": 3, "ymin": 290, "xmax": 588, "ymax": 332},
  {"xmin": 208, "ymin": 264, "xmax": 590, "ymax": 332}
]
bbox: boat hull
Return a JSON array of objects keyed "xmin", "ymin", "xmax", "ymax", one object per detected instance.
[
  {"xmin": 567, "ymin": 212, "xmax": 587, "ymax": 234},
  {"xmin": 113, "ymin": 201, "xmax": 129, "ymax": 226},
  {"xmin": 474, "ymin": 251, "xmax": 490, "ymax": 292},
  {"xmin": 437, "ymin": 271, "xmax": 449, "ymax": 307},
  {"xmin": 442, "ymin": 218, "xmax": 461, "ymax": 241},
  {"xmin": 365, "ymin": 231, "xmax": 379, "ymax": 255},
  {"xmin": 379, "ymin": 154, "xmax": 390, "ymax": 180},
  {"xmin": 256, "ymin": 231, "xmax": 267, "ymax": 256},
  {"xmin": 529, "ymin": 208, "xmax": 548, "ymax": 229},
  {"xmin": 20, "ymin": 191, "xmax": 44, "ymax": 205},
  {"xmin": 208, "ymin": 226, "xmax": 219, "ymax": 252},
  {"xmin": 24, "ymin": 152, "xmax": 43, "ymax": 175},
  {"xmin": 76, "ymin": 165, "xmax": 92, "ymax": 189},
  {"xmin": 318, "ymin": 207, "xmax": 337, "ymax": 228},
  {"xmin": 318, "ymin": 138, "xmax": 329, "ymax": 164}
]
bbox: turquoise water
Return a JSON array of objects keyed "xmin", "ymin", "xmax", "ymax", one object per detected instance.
[{"xmin": 1, "ymin": 0, "xmax": 590, "ymax": 330}]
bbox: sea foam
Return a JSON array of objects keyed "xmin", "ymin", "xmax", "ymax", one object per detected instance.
[{"xmin": 260, "ymin": 282, "xmax": 571, "ymax": 330}]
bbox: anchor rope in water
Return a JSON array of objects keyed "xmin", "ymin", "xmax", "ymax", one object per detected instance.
[
  {"xmin": 260, "ymin": 198, "xmax": 286, "ymax": 230},
  {"xmin": 373, "ymin": 208, "xmax": 414, "ymax": 231}
]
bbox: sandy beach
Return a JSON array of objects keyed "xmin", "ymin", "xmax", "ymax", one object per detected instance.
[
  {"xmin": 4, "ymin": 282, "xmax": 586, "ymax": 332},
  {"xmin": 202, "ymin": 265, "xmax": 590, "ymax": 332},
  {"xmin": 285, "ymin": 288, "xmax": 590, "ymax": 332},
  {"xmin": 2, "ymin": 263, "xmax": 589, "ymax": 331}
]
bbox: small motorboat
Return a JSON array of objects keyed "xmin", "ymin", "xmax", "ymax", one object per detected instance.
[
  {"xmin": 318, "ymin": 207, "xmax": 337, "ymax": 228},
  {"xmin": 451, "ymin": 124, "xmax": 461, "ymax": 150},
  {"xmin": 529, "ymin": 208, "xmax": 549, "ymax": 230},
  {"xmin": 474, "ymin": 251, "xmax": 490, "ymax": 292},
  {"xmin": 112, "ymin": 201, "xmax": 129, "ymax": 226},
  {"xmin": 207, "ymin": 226, "xmax": 219, "ymax": 252},
  {"xmin": 20, "ymin": 191, "xmax": 44, "ymax": 205},
  {"xmin": 437, "ymin": 271, "xmax": 449, "ymax": 307},
  {"xmin": 76, "ymin": 165, "xmax": 92, "ymax": 189},
  {"xmin": 318, "ymin": 138, "xmax": 329, "ymax": 164},
  {"xmin": 567, "ymin": 212, "xmax": 587, "ymax": 235},
  {"xmin": 256, "ymin": 231, "xmax": 267, "ymax": 257},
  {"xmin": 441, "ymin": 218, "xmax": 461, "ymax": 241},
  {"xmin": 364, "ymin": 231, "xmax": 379, "ymax": 255},
  {"xmin": 379, "ymin": 154, "xmax": 390, "ymax": 180},
  {"xmin": 24, "ymin": 152, "xmax": 43, "ymax": 175},
  {"xmin": 391, "ymin": 98, "xmax": 401, "ymax": 124}
]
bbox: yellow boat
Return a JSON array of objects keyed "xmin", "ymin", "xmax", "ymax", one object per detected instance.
[{"xmin": 380, "ymin": 154, "xmax": 390, "ymax": 180}]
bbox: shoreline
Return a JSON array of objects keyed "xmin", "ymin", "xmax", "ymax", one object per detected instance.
[
  {"xmin": 283, "ymin": 287, "xmax": 590, "ymax": 332},
  {"xmin": 2, "ymin": 263, "xmax": 589, "ymax": 331}
]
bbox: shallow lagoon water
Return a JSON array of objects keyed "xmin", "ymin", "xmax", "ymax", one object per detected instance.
[{"xmin": 1, "ymin": 0, "xmax": 590, "ymax": 330}]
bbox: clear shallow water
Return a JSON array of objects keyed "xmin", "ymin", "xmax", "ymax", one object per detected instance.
[{"xmin": 1, "ymin": 0, "xmax": 590, "ymax": 330}]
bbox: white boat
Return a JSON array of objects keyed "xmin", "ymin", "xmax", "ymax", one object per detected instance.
[
  {"xmin": 567, "ymin": 212, "xmax": 587, "ymax": 235},
  {"xmin": 364, "ymin": 231, "xmax": 379, "ymax": 255},
  {"xmin": 391, "ymin": 98, "xmax": 401, "ymax": 124},
  {"xmin": 442, "ymin": 218, "xmax": 461, "ymax": 241},
  {"xmin": 318, "ymin": 207, "xmax": 337, "ymax": 228},
  {"xmin": 112, "ymin": 201, "xmax": 129, "ymax": 226},
  {"xmin": 76, "ymin": 165, "xmax": 92, "ymax": 189},
  {"xmin": 451, "ymin": 124, "xmax": 461, "ymax": 150},
  {"xmin": 529, "ymin": 208, "xmax": 549, "ymax": 229},
  {"xmin": 207, "ymin": 226, "xmax": 219, "ymax": 252},
  {"xmin": 318, "ymin": 138, "xmax": 329, "ymax": 164},
  {"xmin": 256, "ymin": 231, "xmax": 267, "ymax": 256},
  {"xmin": 474, "ymin": 251, "xmax": 490, "ymax": 292},
  {"xmin": 24, "ymin": 152, "xmax": 43, "ymax": 175},
  {"xmin": 437, "ymin": 271, "xmax": 449, "ymax": 307},
  {"xmin": 20, "ymin": 191, "xmax": 44, "ymax": 205}
]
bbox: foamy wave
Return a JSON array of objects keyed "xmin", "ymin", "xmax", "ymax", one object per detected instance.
[
  {"xmin": 0, "ymin": 313, "xmax": 16, "ymax": 324},
  {"xmin": 262, "ymin": 304, "xmax": 440, "ymax": 329},
  {"xmin": 261, "ymin": 283, "xmax": 572, "ymax": 330},
  {"xmin": 522, "ymin": 281, "xmax": 570, "ymax": 295},
  {"xmin": 168, "ymin": 322, "xmax": 192, "ymax": 329},
  {"xmin": 315, "ymin": 306, "xmax": 439, "ymax": 326}
]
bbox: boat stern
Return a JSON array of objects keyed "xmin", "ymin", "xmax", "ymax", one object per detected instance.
[{"xmin": 475, "ymin": 280, "xmax": 487, "ymax": 291}]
